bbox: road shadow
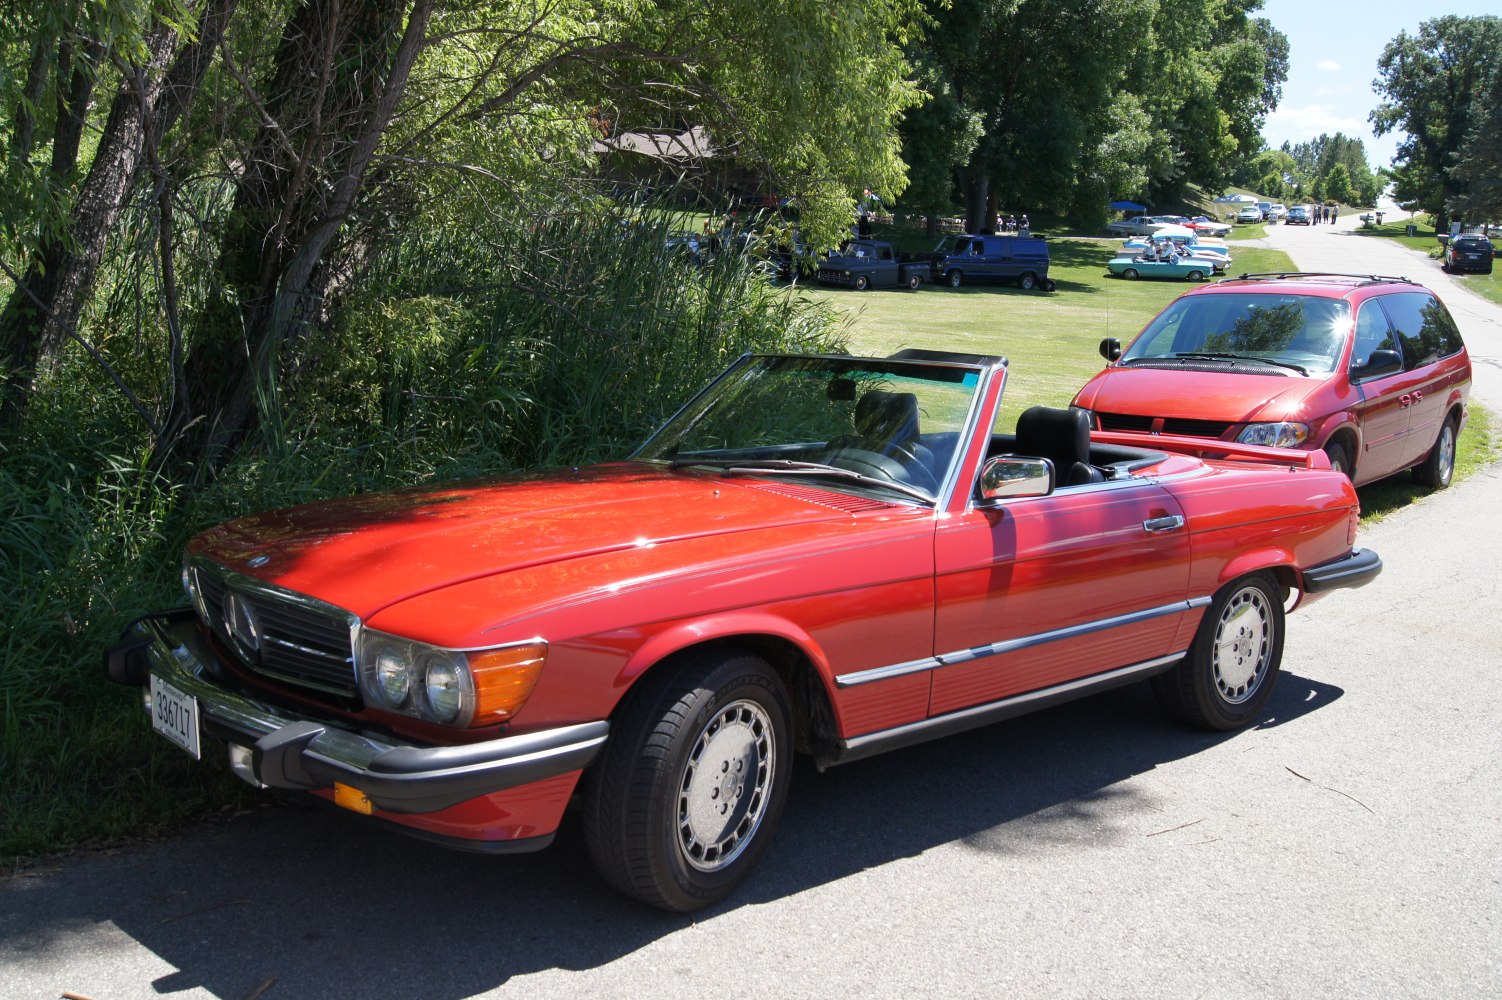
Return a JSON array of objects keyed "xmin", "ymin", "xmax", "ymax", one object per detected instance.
[{"xmin": 1, "ymin": 672, "xmax": 1340, "ymax": 999}]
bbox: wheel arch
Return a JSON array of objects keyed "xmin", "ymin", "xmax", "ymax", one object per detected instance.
[
  {"xmin": 1217, "ymin": 551, "xmax": 1297, "ymax": 601},
  {"xmin": 617, "ymin": 619, "xmax": 842, "ymax": 761}
]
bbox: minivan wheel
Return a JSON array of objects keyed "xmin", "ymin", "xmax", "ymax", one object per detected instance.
[
  {"xmin": 1324, "ymin": 440, "xmax": 1353, "ymax": 479},
  {"xmin": 1412, "ymin": 415, "xmax": 1458, "ymax": 489},
  {"xmin": 1018, "ymin": 272, "xmax": 1037, "ymax": 290}
]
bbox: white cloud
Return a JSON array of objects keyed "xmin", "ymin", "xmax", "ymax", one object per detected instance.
[
  {"xmin": 1264, "ymin": 103, "xmax": 1368, "ymax": 144},
  {"xmin": 1318, "ymin": 59, "xmax": 1341, "ymax": 72}
]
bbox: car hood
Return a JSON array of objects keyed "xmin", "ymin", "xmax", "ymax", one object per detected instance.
[
  {"xmin": 1074, "ymin": 364, "xmax": 1327, "ymax": 424},
  {"xmin": 187, "ymin": 463, "xmax": 884, "ymax": 619}
]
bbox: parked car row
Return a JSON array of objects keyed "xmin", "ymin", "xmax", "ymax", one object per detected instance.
[
  {"xmin": 103, "ymin": 269, "xmax": 1468, "ymax": 914},
  {"xmin": 814, "ymin": 234, "xmax": 1055, "ymax": 292}
]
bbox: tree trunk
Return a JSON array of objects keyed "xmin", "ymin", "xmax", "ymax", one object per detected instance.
[
  {"xmin": 0, "ymin": 0, "xmax": 236, "ymax": 430},
  {"xmin": 179, "ymin": 0, "xmax": 434, "ymax": 468}
]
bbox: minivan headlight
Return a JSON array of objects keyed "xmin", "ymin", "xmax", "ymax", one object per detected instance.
[
  {"xmin": 357, "ymin": 631, "xmax": 546, "ymax": 728},
  {"xmin": 1237, "ymin": 421, "xmax": 1310, "ymax": 449}
]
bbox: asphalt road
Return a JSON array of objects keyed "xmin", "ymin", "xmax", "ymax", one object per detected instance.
[{"xmin": 5, "ymin": 219, "xmax": 1500, "ymax": 1000}]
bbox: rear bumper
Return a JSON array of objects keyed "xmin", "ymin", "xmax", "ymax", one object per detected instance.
[
  {"xmin": 1302, "ymin": 548, "xmax": 1383, "ymax": 594},
  {"xmin": 106, "ymin": 612, "xmax": 608, "ymax": 817}
]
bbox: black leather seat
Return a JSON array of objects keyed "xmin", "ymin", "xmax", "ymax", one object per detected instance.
[
  {"xmin": 828, "ymin": 390, "xmax": 938, "ymax": 490},
  {"xmin": 1015, "ymin": 406, "xmax": 1106, "ymax": 487}
]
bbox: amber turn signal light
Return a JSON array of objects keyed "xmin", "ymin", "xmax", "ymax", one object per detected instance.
[{"xmin": 467, "ymin": 641, "xmax": 547, "ymax": 725}]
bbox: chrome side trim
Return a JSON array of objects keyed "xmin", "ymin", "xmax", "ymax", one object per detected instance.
[
  {"xmin": 833, "ymin": 596, "xmax": 1211, "ymax": 688},
  {"xmin": 829, "ymin": 652, "xmax": 1185, "ymax": 766}
]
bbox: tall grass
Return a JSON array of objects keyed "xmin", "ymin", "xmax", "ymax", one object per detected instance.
[{"xmin": 0, "ymin": 206, "xmax": 844, "ymax": 863}]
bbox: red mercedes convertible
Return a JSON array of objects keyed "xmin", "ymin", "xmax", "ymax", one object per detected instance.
[{"xmin": 107, "ymin": 349, "xmax": 1379, "ymax": 911}]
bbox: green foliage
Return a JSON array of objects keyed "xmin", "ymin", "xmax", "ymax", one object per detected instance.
[
  {"xmin": 1449, "ymin": 58, "xmax": 1502, "ymax": 226},
  {"xmin": 1372, "ymin": 15, "xmax": 1502, "ymax": 226},
  {"xmin": 0, "ymin": 212, "xmax": 843, "ymax": 862}
]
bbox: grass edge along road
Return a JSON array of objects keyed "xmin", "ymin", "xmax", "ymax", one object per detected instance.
[
  {"xmin": 1354, "ymin": 218, "xmax": 1502, "ymax": 309},
  {"xmin": 799, "ymin": 235, "xmax": 1497, "ymax": 519}
]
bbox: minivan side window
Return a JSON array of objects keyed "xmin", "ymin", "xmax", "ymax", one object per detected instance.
[
  {"xmin": 1378, "ymin": 292, "xmax": 1463, "ymax": 370},
  {"xmin": 1350, "ymin": 301, "xmax": 1396, "ymax": 372}
]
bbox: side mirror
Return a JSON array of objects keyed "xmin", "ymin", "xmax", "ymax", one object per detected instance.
[
  {"xmin": 1099, "ymin": 337, "xmax": 1122, "ymax": 362},
  {"xmin": 978, "ymin": 456, "xmax": 1054, "ymax": 502},
  {"xmin": 1352, "ymin": 348, "xmax": 1402, "ymax": 381}
]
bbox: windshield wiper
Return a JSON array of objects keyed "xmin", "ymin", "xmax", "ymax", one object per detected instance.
[
  {"xmin": 1170, "ymin": 352, "xmax": 1308, "ymax": 376},
  {"xmin": 721, "ymin": 459, "xmax": 935, "ymax": 504}
]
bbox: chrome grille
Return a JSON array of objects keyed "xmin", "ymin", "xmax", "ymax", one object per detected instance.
[{"xmin": 187, "ymin": 558, "xmax": 359, "ymax": 697}]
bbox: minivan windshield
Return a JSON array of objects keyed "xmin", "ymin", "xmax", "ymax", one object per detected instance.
[{"xmin": 1120, "ymin": 294, "xmax": 1351, "ymax": 374}]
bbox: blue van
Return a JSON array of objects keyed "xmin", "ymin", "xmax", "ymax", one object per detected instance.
[{"xmin": 926, "ymin": 233, "xmax": 1052, "ymax": 290}]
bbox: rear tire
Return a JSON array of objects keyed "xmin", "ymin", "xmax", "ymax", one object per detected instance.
[
  {"xmin": 1018, "ymin": 271, "xmax": 1037, "ymax": 290},
  {"xmin": 1412, "ymin": 414, "xmax": 1458, "ymax": 489},
  {"xmin": 582, "ymin": 649, "xmax": 792, "ymax": 912},
  {"xmin": 906, "ymin": 272, "xmax": 922, "ymax": 290},
  {"xmin": 1152, "ymin": 573, "xmax": 1284, "ymax": 731}
]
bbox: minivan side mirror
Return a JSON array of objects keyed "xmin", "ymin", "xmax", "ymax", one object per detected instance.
[
  {"xmin": 1352, "ymin": 348, "xmax": 1402, "ymax": 381},
  {"xmin": 1100, "ymin": 337, "xmax": 1122, "ymax": 362}
]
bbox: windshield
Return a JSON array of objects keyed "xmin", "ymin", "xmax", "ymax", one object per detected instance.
[
  {"xmin": 1121, "ymin": 293, "xmax": 1351, "ymax": 374},
  {"xmin": 635, "ymin": 355, "xmax": 986, "ymax": 503}
]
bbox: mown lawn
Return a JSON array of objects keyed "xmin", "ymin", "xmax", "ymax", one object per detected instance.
[
  {"xmin": 792, "ymin": 234, "xmax": 1498, "ymax": 517},
  {"xmin": 798, "ymin": 236, "xmax": 1297, "ymax": 417}
]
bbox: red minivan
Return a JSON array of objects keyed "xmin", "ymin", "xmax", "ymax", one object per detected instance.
[{"xmin": 1073, "ymin": 273, "xmax": 1471, "ymax": 487}]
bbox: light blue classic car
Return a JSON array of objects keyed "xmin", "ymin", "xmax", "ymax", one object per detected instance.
[
  {"xmin": 1106, "ymin": 250, "xmax": 1222, "ymax": 281},
  {"xmin": 1120, "ymin": 234, "xmax": 1231, "ymax": 268}
]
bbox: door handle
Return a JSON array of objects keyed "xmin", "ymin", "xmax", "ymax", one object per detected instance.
[
  {"xmin": 1399, "ymin": 394, "xmax": 1412, "ymax": 407},
  {"xmin": 1143, "ymin": 515, "xmax": 1185, "ymax": 533},
  {"xmin": 1413, "ymin": 389, "xmax": 1424, "ymax": 402}
]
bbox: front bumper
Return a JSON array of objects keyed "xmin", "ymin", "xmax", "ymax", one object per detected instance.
[
  {"xmin": 1302, "ymin": 547, "xmax": 1383, "ymax": 594},
  {"xmin": 106, "ymin": 612, "xmax": 609, "ymax": 816}
]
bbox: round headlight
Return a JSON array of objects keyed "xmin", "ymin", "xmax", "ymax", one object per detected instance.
[
  {"xmin": 423, "ymin": 655, "xmax": 464, "ymax": 723},
  {"xmin": 373, "ymin": 645, "xmax": 411, "ymax": 707}
]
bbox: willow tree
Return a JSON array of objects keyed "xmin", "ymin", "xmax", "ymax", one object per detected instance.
[{"xmin": 0, "ymin": 0, "xmax": 925, "ymax": 464}]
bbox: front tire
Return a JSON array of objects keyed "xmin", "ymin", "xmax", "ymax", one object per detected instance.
[
  {"xmin": 1412, "ymin": 414, "xmax": 1458, "ymax": 489},
  {"xmin": 1186, "ymin": 269, "xmax": 1205, "ymax": 282},
  {"xmin": 1324, "ymin": 439, "xmax": 1353, "ymax": 479},
  {"xmin": 853, "ymin": 275, "xmax": 869, "ymax": 291},
  {"xmin": 1152, "ymin": 573, "xmax": 1284, "ymax": 731},
  {"xmin": 947, "ymin": 269, "xmax": 963, "ymax": 288},
  {"xmin": 1121, "ymin": 267, "xmax": 1139, "ymax": 280},
  {"xmin": 582, "ymin": 649, "xmax": 792, "ymax": 912}
]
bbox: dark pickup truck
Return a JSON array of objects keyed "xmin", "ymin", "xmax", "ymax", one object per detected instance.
[{"xmin": 815, "ymin": 240, "xmax": 929, "ymax": 290}]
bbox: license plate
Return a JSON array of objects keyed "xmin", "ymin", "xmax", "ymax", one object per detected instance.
[{"xmin": 150, "ymin": 675, "xmax": 201, "ymax": 759}]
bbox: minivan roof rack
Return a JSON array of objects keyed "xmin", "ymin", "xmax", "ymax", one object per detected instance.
[{"xmin": 1230, "ymin": 272, "xmax": 1416, "ymax": 285}]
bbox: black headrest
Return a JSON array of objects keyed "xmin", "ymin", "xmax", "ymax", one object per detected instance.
[
  {"xmin": 855, "ymin": 390, "xmax": 920, "ymax": 446},
  {"xmin": 1015, "ymin": 405, "xmax": 1092, "ymax": 469}
]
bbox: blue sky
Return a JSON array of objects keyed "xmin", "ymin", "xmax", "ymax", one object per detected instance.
[{"xmin": 1256, "ymin": 1, "xmax": 1497, "ymax": 169}]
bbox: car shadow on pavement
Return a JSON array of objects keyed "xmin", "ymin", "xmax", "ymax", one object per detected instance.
[{"xmin": 1, "ymin": 673, "xmax": 1341, "ymax": 999}]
